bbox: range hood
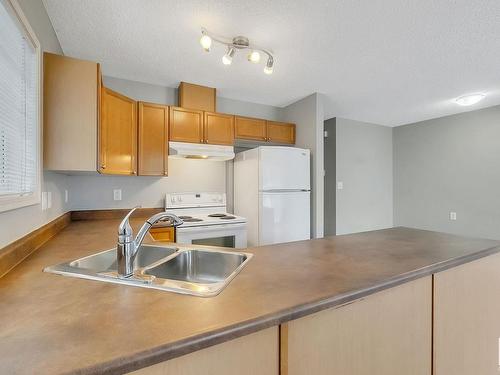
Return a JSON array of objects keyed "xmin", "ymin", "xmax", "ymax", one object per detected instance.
[{"xmin": 169, "ymin": 142, "xmax": 235, "ymax": 161}]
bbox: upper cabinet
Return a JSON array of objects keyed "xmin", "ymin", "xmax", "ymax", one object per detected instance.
[
  {"xmin": 43, "ymin": 53, "xmax": 100, "ymax": 172},
  {"xmin": 266, "ymin": 121, "xmax": 296, "ymax": 144},
  {"xmin": 138, "ymin": 102, "xmax": 169, "ymax": 176},
  {"xmin": 234, "ymin": 116, "xmax": 267, "ymax": 141},
  {"xmin": 235, "ymin": 116, "xmax": 296, "ymax": 144},
  {"xmin": 169, "ymin": 106, "xmax": 204, "ymax": 143},
  {"xmin": 204, "ymin": 112, "xmax": 234, "ymax": 145},
  {"xmin": 99, "ymin": 88, "xmax": 137, "ymax": 175},
  {"xmin": 178, "ymin": 81, "xmax": 216, "ymax": 112}
]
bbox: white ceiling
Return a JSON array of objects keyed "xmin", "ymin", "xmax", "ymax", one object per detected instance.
[{"xmin": 43, "ymin": 0, "xmax": 500, "ymax": 126}]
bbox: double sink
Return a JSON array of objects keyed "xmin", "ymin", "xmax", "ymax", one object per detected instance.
[{"xmin": 45, "ymin": 245, "xmax": 252, "ymax": 297}]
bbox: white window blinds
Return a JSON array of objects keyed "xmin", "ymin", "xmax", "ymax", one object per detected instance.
[{"xmin": 0, "ymin": 0, "xmax": 39, "ymax": 206}]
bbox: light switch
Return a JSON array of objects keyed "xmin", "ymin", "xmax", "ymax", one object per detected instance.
[
  {"xmin": 47, "ymin": 191, "xmax": 52, "ymax": 209},
  {"xmin": 449, "ymin": 211, "xmax": 457, "ymax": 221},
  {"xmin": 64, "ymin": 189, "xmax": 69, "ymax": 203},
  {"xmin": 337, "ymin": 181, "xmax": 344, "ymax": 190},
  {"xmin": 113, "ymin": 189, "xmax": 122, "ymax": 201}
]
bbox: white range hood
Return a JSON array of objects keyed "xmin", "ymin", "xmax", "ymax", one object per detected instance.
[{"xmin": 169, "ymin": 142, "xmax": 235, "ymax": 161}]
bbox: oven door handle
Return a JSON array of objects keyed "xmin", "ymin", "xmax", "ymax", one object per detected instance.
[{"xmin": 176, "ymin": 223, "xmax": 247, "ymax": 232}]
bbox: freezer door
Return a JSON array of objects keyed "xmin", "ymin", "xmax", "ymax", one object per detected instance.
[
  {"xmin": 259, "ymin": 147, "xmax": 310, "ymax": 191},
  {"xmin": 259, "ymin": 191, "xmax": 310, "ymax": 245}
]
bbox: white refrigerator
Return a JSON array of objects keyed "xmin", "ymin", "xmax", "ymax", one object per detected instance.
[{"xmin": 234, "ymin": 146, "xmax": 311, "ymax": 247}]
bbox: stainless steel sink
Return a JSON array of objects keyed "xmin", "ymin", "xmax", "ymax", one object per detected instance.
[
  {"xmin": 145, "ymin": 249, "xmax": 248, "ymax": 283},
  {"xmin": 45, "ymin": 245, "xmax": 252, "ymax": 297}
]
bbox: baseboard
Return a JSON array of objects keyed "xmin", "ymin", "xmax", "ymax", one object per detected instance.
[{"xmin": 0, "ymin": 212, "xmax": 71, "ymax": 278}]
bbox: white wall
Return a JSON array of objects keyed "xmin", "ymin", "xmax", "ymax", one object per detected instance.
[
  {"xmin": 283, "ymin": 93, "xmax": 325, "ymax": 238},
  {"xmin": 336, "ymin": 118, "xmax": 393, "ymax": 235},
  {"xmin": 0, "ymin": 0, "xmax": 70, "ymax": 248}
]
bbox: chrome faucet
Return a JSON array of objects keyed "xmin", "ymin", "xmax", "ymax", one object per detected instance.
[{"xmin": 117, "ymin": 207, "xmax": 184, "ymax": 277}]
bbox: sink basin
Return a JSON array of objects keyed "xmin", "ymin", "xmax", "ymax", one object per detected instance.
[
  {"xmin": 68, "ymin": 245, "xmax": 177, "ymax": 272},
  {"xmin": 45, "ymin": 245, "xmax": 252, "ymax": 297},
  {"xmin": 144, "ymin": 249, "xmax": 248, "ymax": 283}
]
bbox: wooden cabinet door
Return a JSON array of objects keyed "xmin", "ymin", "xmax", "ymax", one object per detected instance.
[
  {"xmin": 138, "ymin": 102, "xmax": 168, "ymax": 176},
  {"xmin": 43, "ymin": 53, "xmax": 99, "ymax": 172},
  {"xmin": 283, "ymin": 277, "xmax": 432, "ymax": 375},
  {"xmin": 234, "ymin": 116, "xmax": 267, "ymax": 141},
  {"xmin": 169, "ymin": 107, "xmax": 204, "ymax": 143},
  {"xmin": 266, "ymin": 121, "xmax": 296, "ymax": 144},
  {"xmin": 433, "ymin": 252, "xmax": 500, "ymax": 375},
  {"xmin": 204, "ymin": 112, "xmax": 234, "ymax": 145},
  {"xmin": 149, "ymin": 227, "xmax": 175, "ymax": 242},
  {"xmin": 130, "ymin": 327, "xmax": 278, "ymax": 375},
  {"xmin": 99, "ymin": 88, "xmax": 137, "ymax": 175}
]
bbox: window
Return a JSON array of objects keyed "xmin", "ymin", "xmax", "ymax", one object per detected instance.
[{"xmin": 0, "ymin": 0, "xmax": 40, "ymax": 212}]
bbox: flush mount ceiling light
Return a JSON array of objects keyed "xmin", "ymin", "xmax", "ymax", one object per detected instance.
[
  {"xmin": 455, "ymin": 93, "xmax": 486, "ymax": 106},
  {"xmin": 199, "ymin": 27, "xmax": 274, "ymax": 75}
]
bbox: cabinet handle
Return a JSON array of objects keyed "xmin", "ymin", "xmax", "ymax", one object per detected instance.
[
  {"xmin": 200, "ymin": 139, "xmax": 203, "ymax": 143},
  {"xmin": 268, "ymin": 138, "xmax": 272, "ymax": 142},
  {"xmin": 100, "ymin": 164, "xmax": 106, "ymax": 170}
]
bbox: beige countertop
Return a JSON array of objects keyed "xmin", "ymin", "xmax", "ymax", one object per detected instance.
[{"xmin": 1, "ymin": 218, "xmax": 499, "ymax": 374}]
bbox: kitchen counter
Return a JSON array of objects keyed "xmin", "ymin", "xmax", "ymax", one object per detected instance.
[{"xmin": 1, "ymin": 218, "xmax": 499, "ymax": 374}]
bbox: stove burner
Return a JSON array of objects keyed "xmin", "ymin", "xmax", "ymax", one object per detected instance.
[
  {"xmin": 208, "ymin": 213, "xmax": 227, "ymax": 217},
  {"xmin": 220, "ymin": 215, "xmax": 236, "ymax": 220},
  {"xmin": 183, "ymin": 218, "xmax": 203, "ymax": 222},
  {"xmin": 178, "ymin": 216, "xmax": 192, "ymax": 220}
]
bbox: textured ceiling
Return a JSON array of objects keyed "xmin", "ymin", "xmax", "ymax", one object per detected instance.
[{"xmin": 43, "ymin": 0, "xmax": 500, "ymax": 126}]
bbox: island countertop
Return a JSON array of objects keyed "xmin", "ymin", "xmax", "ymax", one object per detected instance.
[{"xmin": 1, "ymin": 218, "xmax": 499, "ymax": 374}]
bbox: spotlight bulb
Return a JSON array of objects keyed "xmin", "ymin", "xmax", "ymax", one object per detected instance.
[{"xmin": 199, "ymin": 34, "xmax": 212, "ymax": 52}]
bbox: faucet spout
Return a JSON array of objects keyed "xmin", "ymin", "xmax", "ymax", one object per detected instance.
[{"xmin": 116, "ymin": 208, "xmax": 184, "ymax": 278}]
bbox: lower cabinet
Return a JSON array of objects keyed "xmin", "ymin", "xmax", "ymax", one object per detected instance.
[
  {"xmin": 282, "ymin": 277, "xmax": 432, "ymax": 375},
  {"xmin": 149, "ymin": 226, "xmax": 175, "ymax": 242},
  {"xmin": 129, "ymin": 327, "xmax": 278, "ymax": 375},
  {"xmin": 433, "ymin": 252, "xmax": 500, "ymax": 375}
]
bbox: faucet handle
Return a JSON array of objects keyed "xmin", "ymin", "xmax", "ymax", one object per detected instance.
[{"xmin": 118, "ymin": 206, "xmax": 140, "ymax": 243}]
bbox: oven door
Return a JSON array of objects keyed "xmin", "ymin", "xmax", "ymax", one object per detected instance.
[{"xmin": 175, "ymin": 223, "xmax": 247, "ymax": 249}]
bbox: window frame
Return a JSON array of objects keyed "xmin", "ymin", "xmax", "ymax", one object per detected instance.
[{"xmin": 0, "ymin": 0, "xmax": 42, "ymax": 212}]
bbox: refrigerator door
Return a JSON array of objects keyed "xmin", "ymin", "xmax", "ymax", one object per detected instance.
[
  {"xmin": 259, "ymin": 147, "xmax": 310, "ymax": 191},
  {"xmin": 259, "ymin": 191, "xmax": 310, "ymax": 246}
]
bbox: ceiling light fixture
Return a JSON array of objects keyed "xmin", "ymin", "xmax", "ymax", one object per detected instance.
[
  {"xmin": 199, "ymin": 34, "xmax": 212, "ymax": 52},
  {"xmin": 455, "ymin": 93, "xmax": 486, "ymax": 106},
  {"xmin": 222, "ymin": 46, "xmax": 235, "ymax": 65},
  {"xmin": 200, "ymin": 27, "xmax": 275, "ymax": 74}
]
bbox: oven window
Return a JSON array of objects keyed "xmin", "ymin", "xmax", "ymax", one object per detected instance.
[{"xmin": 192, "ymin": 236, "xmax": 235, "ymax": 248}]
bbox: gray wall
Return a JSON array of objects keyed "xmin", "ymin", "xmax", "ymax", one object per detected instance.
[
  {"xmin": 394, "ymin": 105, "xmax": 500, "ymax": 240},
  {"xmin": 0, "ymin": 0, "xmax": 70, "ymax": 248},
  {"xmin": 324, "ymin": 118, "xmax": 336, "ymax": 236},
  {"xmin": 283, "ymin": 93, "xmax": 325, "ymax": 238},
  {"xmin": 336, "ymin": 118, "xmax": 393, "ymax": 235}
]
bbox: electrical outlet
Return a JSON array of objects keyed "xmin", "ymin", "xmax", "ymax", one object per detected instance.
[
  {"xmin": 41, "ymin": 191, "xmax": 48, "ymax": 210},
  {"xmin": 64, "ymin": 189, "xmax": 69, "ymax": 203},
  {"xmin": 113, "ymin": 189, "xmax": 122, "ymax": 201},
  {"xmin": 47, "ymin": 191, "xmax": 52, "ymax": 209},
  {"xmin": 449, "ymin": 211, "xmax": 457, "ymax": 221},
  {"xmin": 337, "ymin": 181, "xmax": 344, "ymax": 190}
]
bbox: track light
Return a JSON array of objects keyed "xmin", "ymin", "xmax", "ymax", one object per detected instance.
[
  {"xmin": 222, "ymin": 47, "xmax": 235, "ymax": 65},
  {"xmin": 199, "ymin": 27, "xmax": 274, "ymax": 74},
  {"xmin": 263, "ymin": 57, "xmax": 274, "ymax": 75},
  {"xmin": 199, "ymin": 34, "xmax": 212, "ymax": 52},
  {"xmin": 247, "ymin": 50, "xmax": 261, "ymax": 63}
]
